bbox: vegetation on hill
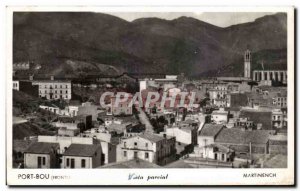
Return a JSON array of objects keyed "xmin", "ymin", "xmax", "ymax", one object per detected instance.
[{"xmin": 13, "ymin": 12, "xmax": 287, "ymax": 77}]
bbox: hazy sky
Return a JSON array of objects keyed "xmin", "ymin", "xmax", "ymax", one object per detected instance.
[{"xmin": 106, "ymin": 12, "xmax": 274, "ymax": 27}]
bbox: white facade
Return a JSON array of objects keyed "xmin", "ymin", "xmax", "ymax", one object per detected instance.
[
  {"xmin": 12, "ymin": 81, "xmax": 19, "ymax": 90},
  {"xmin": 165, "ymin": 127, "xmax": 197, "ymax": 145},
  {"xmin": 116, "ymin": 134, "xmax": 176, "ymax": 165},
  {"xmin": 211, "ymin": 108, "xmax": 229, "ymax": 124},
  {"xmin": 32, "ymin": 80, "xmax": 72, "ymax": 100}
]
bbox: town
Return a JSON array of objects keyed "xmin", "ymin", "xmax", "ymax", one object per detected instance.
[{"xmin": 12, "ymin": 48, "xmax": 287, "ymax": 169}]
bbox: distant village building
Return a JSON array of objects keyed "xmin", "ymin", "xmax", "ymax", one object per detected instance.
[
  {"xmin": 207, "ymin": 82, "xmax": 228, "ymax": 107},
  {"xmin": 272, "ymin": 108, "xmax": 287, "ymax": 129},
  {"xmin": 252, "ymin": 62, "xmax": 287, "ymax": 86},
  {"xmin": 31, "ymin": 75, "xmax": 72, "ymax": 100},
  {"xmin": 13, "ymin": 61, "xmax": 30, "ymax": 70},
  {"xmin": 109, "ymin": 93, "xmax": 133, "ymax": 116},
  {"xmin": 164, "ymin": 125, "xmax": 198, "ymax": 145},
  {"xmin": 211, "ymin": 108, "xmax": 229, "ymax": 124}
]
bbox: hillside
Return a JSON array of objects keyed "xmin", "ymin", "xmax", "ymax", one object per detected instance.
[
  {"xmin": 13, "ymin": 12, "xmax": 287, "ymax": 77},
  {"xmin": 199, "ymin": 48, "xmax": 287, "ymax": 77}
]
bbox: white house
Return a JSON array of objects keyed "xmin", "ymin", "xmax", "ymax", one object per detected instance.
[
  {"xmin": 211, "ymin": 108, "xmax": 229, "ymax": 124},
  {"xmin": 116, "ymin": 133, "xmax": 176, "ymax": 166}
]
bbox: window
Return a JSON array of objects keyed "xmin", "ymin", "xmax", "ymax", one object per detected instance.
[
  {"xmin": 134, "ymin": 142, "xmax": 137, "ymax": 146},
  {"xmin": 145, "ymin": 143, "xmax": 148, "ymax": 147},
  {"xmin": 145, "ymin": 152, "xmax": 149, "ymax": 159},
  {"xmin": 134, "ymin": 151, "xmax": 138, "ymax": 158},
  {"xmin": 66, "ymin": 158, "xmax": 70, "ymax": 167},
  {"xmin": 37, "ymin": 156, "xmax": 42, "ymax": 168},
  {"xmin": 66, "ymin": 90, "xmax": 68, "ymax": 94},
  {"xmin": 66, "ymin": 85, "xmax": 68, "ymax": 88},
  {"xmin": 81, "ymin": 159, "xmax": 86, "ymax": 168},
  {"xmin": 60, "ymin": 85, "xmax": 62, "ymax": 88},
  {"xmin": 124, "ymin": 151, "xmax": 127, "ymax": 157},
  {"xmin": 60, "ymin": 90, "xmax": 62, "ymax": 94},
  {"xmin": 70, "ymin": 159, "xmax": 75, "ymax": 168},
  {"xmin": 42, "ymin": 157, "xmax": 46, "ymax": 165},
  {"xmin": 124, "ymin": 142, "xmax": 127, "ymax": 147}
]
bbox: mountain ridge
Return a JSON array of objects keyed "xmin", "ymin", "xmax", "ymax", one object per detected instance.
[{"xmin": 13, "ymin": 12, "xmax": 287, "ymax": 78}]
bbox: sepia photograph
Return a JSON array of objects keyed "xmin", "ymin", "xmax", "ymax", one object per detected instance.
[{"xmin": 6, "ymin": 6, "xmax": 295, "ymax": 186}]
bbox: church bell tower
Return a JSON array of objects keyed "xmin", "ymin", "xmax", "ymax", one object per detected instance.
[{"xmin": 244, "ymin": 49, "xmax": 251, "ymax": 78}]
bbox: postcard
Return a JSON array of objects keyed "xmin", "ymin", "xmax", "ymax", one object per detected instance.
[{"xmin": 6, "ymin": 6, "xmax": 295, "ymax": 186}]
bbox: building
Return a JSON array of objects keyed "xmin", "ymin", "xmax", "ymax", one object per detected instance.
[
  {"xmin": 116, "ymin": 133, "xmax": 176, "ymax": 166},
  {"xmin": 52, "ymin": 115, "xmax": 92, "ymax": 133},
  {"xmin": 272, "ymin": 108, "xmax": 287, "ymax": 129},
  {"xmin": 244, "ymin": 49, "xmax": 251, "ymax": 78},
  {"xmin": 240, "ymin": 109, "xmax": 273, "ymax": 130},
  {"xmin": 37, "ymin": 135, "xmax": 97, "ymax": 155},
  {"xmin": 62, "ymin": 144, "xmax": 102, "ymax": 168},
  {"xmin": 207, "ymin": 82, "xmax": 228, "ymax": 107},
  {"xmin": 109, "ymin": 93, "xmax": 133, "ymax": 116},
  {"xmin": 31, "ymin": 76, "xmax": 72, "ymax": 100},
  {"xmin": 13, "ymin": 61, "xmax": 30, "ymax": 70},
  {"xmin": 196, "ymin": 144, "xmax": 234, "ymax": 162},
  {"xmin": 252, "ymin": 62, "xmax": 287, "ymax": 86},
  {"xmin": 198, "ymin": 124, "xmax": 224, "ymax": 148},
  {"xmin": 214, "ymin": 128, "xmax": 274, "ymax": 154},
  {"xmin": 24, "ymin": 142, "xmax": 59, "ymax": 168},
  {"xmin": 211, "ymin": 108, "xmax": 229, "ymax": 124},
  {"xmin": 165, "ymin": 125, "xmax": 197, "ymax": 145}
]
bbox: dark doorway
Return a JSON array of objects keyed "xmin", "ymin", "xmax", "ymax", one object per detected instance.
[
  {"xmin": 70, "ymin": 159, "xmax": 75, "ymax": 168},
  {"xmin": 37, "ymin": 156, "xmax": 42, "ymax": 168}
]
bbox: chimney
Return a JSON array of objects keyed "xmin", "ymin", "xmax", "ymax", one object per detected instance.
[
  {"xmin": 29, "ymin": 75, "xmax": 34, "ymax": 81},
  {"xmin": 50, "ymin": 75, "xmax": 54, "ymax": 81}
]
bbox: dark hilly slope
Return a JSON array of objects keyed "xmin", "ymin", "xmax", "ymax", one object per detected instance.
[{"xmin": 13, "ymin": 12, "xmax": 287, "ymax": 77}]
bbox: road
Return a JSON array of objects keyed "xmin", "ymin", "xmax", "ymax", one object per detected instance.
[{"xmin": 137, "ymin": 108, "xmax": 154, "ymax": 133}]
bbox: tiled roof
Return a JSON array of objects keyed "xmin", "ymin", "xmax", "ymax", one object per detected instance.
[
  {"xmin": 139, "ymin": 133, "xmax": 165, "ymax": 143},
  {"xmin": 24, "ymin": 142, "xmax": 59, "ymax": 154},
  {"xmin": 240, "ymin": 110, "xmax": 272, "ymax": 130},
  {"xmin": 13, "ymin": 140, "xmax": 36, "ymax": 153},
  {"xmin": 199, "ymin": 124, "xmax": 223, "ymax": 137},
  {"xmin": 63, "ymin": 144, "xmax": 101, "ymax": 157},
  {"xmin": 215, "ymin": 128, "xmax": 273, "ymax": 145}
]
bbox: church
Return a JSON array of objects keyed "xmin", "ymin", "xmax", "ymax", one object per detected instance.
[{"xmin": 243, "ymin": 49, "xmax": 287, "ymax": 86}]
